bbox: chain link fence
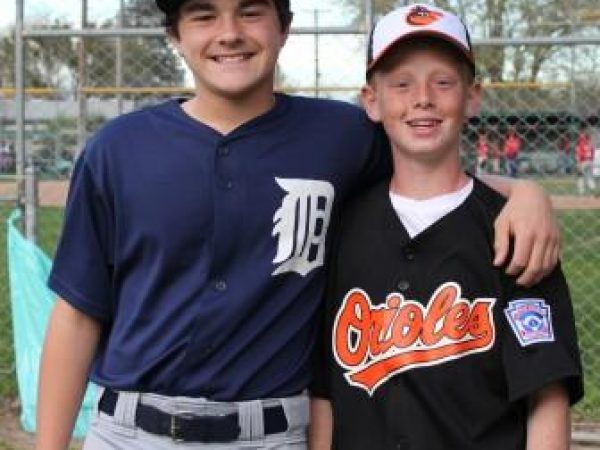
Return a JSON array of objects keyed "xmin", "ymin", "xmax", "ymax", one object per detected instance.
[{"xmin": 0, "ymin": 0, "xmax": 599, "ymax": 425}]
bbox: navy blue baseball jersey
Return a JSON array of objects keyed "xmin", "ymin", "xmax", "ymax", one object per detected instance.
[
  {"xmin": 315, "ymin": 177, "xmax": 583, "ymax": 450},
  {"xmin": 48, "ymin": 94, "xmax": 389, "ymax": 401}
]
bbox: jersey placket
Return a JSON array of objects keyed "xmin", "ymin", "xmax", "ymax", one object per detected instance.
[{"xmin": 211, "ymin": 135, "xmax": 242, "ymax": 294}]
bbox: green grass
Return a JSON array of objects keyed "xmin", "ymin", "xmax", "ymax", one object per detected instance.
[
  {"xmin": 0, "ymin": 205, "xmax": 63, "ymax": 398},
  {"xmin": 0, "ymin": 204, "xmax": 17, "ymax": 399},
  {"xmin": 538, "ymin": 175, "xmax": 597, "ymax": 196},
  {"xmin": 559, "ymin": 209, "xmax": 600, "ymax": 418},
  {"xmin": 0, "ymin": 206, "xmax": 599, "ymax": 419}
]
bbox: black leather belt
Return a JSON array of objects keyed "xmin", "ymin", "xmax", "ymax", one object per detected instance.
[{"xmin": 98, "ymin": 389, "xmax": 289, "ymax": 443}]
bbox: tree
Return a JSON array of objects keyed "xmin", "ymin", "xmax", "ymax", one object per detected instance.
[
  {"xmin": 0, "ymin": 21, "xmax": 77, "ymax": 90},
  {"xmin": 341, "ymin": 0, "xmax": 599, "ymax": 82},
  {"xmin": 82, "ymin": 0, "xmax": 185, "ymax": 88},
  {"xmin": 0, "ymin": 0, "xmax": 185, "ymax": 91}
]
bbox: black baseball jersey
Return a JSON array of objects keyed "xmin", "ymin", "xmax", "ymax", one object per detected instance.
[{"xmin": 315, "ymin": 176, "xmax": 583, "ymax": 450}]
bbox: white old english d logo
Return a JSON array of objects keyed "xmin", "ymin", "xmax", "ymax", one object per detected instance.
[{"xmin": 272, "ymin": 178, "xmax": 334, "ymax": 276}]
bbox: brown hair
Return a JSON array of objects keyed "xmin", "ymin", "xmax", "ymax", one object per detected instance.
[{"xmin": 164, "ymin": 0, "xmax": 293, "ymax": 38}]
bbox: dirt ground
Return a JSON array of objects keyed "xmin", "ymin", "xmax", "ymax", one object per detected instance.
[{"xmin": 0, "ymin": 400, "xmax": 82, "ymax": 450}]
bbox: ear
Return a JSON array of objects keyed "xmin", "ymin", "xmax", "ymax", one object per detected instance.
[
  {"xmin": 280, "ymin": 29, "xmax": 290, "ymax": 48},
  {"xmin": 279, "ymin": 17, "xmax": 293, "ymax": 48},
  {"xmin": 360, "ymin": 83, "xmax": 382, "ymax": 123},
  {"xmin": 167, "ymin": 29, "xmax": 183, "ymax": 55},
  {"xmin": 465, "ymin": 81, "xmax": 482, "ymax": 118}
]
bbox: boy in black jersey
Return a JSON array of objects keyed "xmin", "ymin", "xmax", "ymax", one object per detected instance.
[{"xmin": 310, "ymin": 4, "xmax": 583, "ymax": 450}]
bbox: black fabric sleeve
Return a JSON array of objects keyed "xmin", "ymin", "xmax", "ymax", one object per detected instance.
[
  {"xmin": 309, "ymin": 298, "xmax": 331, "ymax": 399},
  {"xmin": 501, "ymin": 264, "xmax": 584, "ymax": 405},
  {"xmin": 348, "ymin": 123, "xmax": 392, "ymax": 198},
  {"xmin": 309, "ymin": 211, "xmax": 347, "ymax": 399}
]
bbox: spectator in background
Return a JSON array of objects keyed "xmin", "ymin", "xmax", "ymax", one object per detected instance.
[
  {"xmin": 504, "ymin": 127, "xmax": 521, "ymax": 177},
  {"xmin": 576, "ymin": 123, "xmax": 597, "ymax": 195},
  {"xmin": 557, "ymin": 133, "xmax": 572, "ymax": 175},
  {"xmin": 476, "ymin": 129, "xmax": 489, "ymax": 175},
  {"xmin": 589, "ymin": 123, "xmax": 600, "ymax": 179},
  {"xmin": 0, "ymin": 140, "xmax": 10, "ymax": 173},
  {"xmin": 488, "ymin": 130, "xmax": 502, "ymax": 174}
]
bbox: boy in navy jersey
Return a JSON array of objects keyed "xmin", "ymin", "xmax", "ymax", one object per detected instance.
[
  {"xmin": 37, "ymin": 1, "xmax": 562, "ymax": 449},
  {"xmin": 311, "ymin": 5, "xmax": 582, "ymax": 449}
]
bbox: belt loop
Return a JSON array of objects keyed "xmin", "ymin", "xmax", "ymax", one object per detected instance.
[
  {"xmin": 238, "ymin": 400, "xmax": 264, "ymax": 440},
  {"xmin": 113, "ymin": 390, "xmax": 141, "ymax": 430},
  {"xmin": 281, "ymin": 392, "xmax": 309, "ymax": 431},
  {"xmin": 93, "ymin": 385, "xmax": 106, "ymax": 419}
]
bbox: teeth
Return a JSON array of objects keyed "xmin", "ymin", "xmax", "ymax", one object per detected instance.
[
  {"xmin": 409, "ymin": 120, "xmax": 439, "ymax": 126},
  {"xmin": 214, "ymin": 54, "xmax": 249, "ymax": 63}
]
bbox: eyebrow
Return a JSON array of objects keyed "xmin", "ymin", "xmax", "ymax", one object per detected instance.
[
  {"xmin": 181, "ymin": 0, "xmax": 271, "ymax": 13},
  {"xmin": 180, "ymin": 0, "xmax": 215, "ymax": 14},
  {"xmin": 239, "ymin": 0, "xmax": 272, "ymax": 7}
]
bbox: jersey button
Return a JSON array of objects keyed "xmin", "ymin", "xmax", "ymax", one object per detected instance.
[
  {"xmin": 396, "ymin": 280, "xmax": 410, "ymax": 292},
  {"xmin": 225, "ymin": 180, "xmax": 234, "ymax": 190},
  {"xmin": 214, "ymin": 280, "xmax": 227, "ymax": 291},
  {"xmin": 405, "ymin": 251, "xmax": 415, "ymax": 261},
  {"xmin": 218, "ymin": 146, "xmax": 230, "ymax": 157}
]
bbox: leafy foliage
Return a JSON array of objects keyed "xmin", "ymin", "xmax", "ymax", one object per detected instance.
[{"xmin": 343, "ymin": 0, "xmax": 600, "ymax": 82}]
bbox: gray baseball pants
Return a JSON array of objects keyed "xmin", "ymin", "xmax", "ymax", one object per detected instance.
[{"xmin": 83, "ymin": 387, "xmax": 309, "ymax": 449}]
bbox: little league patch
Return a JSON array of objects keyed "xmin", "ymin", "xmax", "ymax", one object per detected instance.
[{"xmin": 504, "ymin": 299, "xmax": 554, "ymax": 347}]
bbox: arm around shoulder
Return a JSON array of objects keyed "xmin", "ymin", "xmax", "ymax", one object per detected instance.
[
  {"xmin": 479, "ymin": 175, "xmax": 560, "ymax": 287},
  {"xmin": 36, "ymin": 298, "xmax": 102, "ymax": 450}
]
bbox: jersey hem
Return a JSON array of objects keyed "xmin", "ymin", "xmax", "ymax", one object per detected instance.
[
  {"xmin": 508, "ymin": 367, "xmax": 583, "ymax": 406},
  {"xmin": 48, "ymin": 273, "xmax": 111, "ymax": 322}
]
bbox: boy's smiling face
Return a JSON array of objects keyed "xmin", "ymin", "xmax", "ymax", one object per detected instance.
[
  {"xmin": 362, "ymin": 39, "xmax": 480, "ymax": 165},
  {"xmin": 170, "ymin": 0, "xmax": 288, "ymax": 101}
]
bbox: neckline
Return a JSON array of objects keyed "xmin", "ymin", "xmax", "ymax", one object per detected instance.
[{"xmin": 167, "ymin": 93, "xmax": 291, "ymax": 139}]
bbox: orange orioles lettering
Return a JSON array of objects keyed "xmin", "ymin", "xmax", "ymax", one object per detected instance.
[{"xmin": 333, "ymin": 282, "xmax": 495, "ymax": 395}]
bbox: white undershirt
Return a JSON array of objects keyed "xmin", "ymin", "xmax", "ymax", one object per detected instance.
[{"xmin": 389, "ymin": 179, "xmax": 474, "ymax": 238}]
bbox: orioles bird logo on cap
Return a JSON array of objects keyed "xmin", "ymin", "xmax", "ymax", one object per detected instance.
[{"xmin": 407, "ymin": 6, "xmax": 443, "ymax": 26}]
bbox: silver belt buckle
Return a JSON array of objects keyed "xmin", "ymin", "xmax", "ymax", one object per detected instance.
[{"xmin": 170, "ymin": 412, "xmax": 194, "ymax": 442}]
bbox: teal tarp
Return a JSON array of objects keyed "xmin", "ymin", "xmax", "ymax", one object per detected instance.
[{"xmin": 7, "ymin": 209, "xmax": 95, "ymax": 437}]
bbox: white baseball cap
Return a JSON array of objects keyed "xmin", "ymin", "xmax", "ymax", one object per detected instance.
[{"xmin": 367, "ymin": 4, "xmax": 475, "ymax": 75}]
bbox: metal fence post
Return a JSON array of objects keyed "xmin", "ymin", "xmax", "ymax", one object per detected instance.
[
  {"xmin": 24, "ymin": 162, "xmax": 37, "ymax": 243},
  {"xmin": 15, "ymin": 0, "xmax": 25, "ymax": 213}
]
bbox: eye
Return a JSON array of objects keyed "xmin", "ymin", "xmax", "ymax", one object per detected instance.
[
  {"xmin": 241, "ymin": 6, "xmax": 266, "ymax": 18},
  {"xmin": 391, "ymin": 81, "xmax": 410, "ymax": 90},
  {"xmin": 435, "ymin": 78, "xmax": 455, "ymax": 88},
  {"xmin": 189, "ymin": 13, "xmax": 215, "ymax": 22}
]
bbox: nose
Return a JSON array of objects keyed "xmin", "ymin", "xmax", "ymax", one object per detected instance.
[
  {"xmin": 413, "ymin": 83, "xmax": 433, "ymax": 109},
  {"xmin": 217, "ymin": 15, "xmax": 244, "ymax": 46}
]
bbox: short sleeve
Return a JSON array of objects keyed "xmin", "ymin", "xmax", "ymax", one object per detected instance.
[
  {"xmin": 501, "ymin": 265, "xmax": 584, "ymax": 405},
  {"xmin": 48, "ymin": 150, "xmax": 114, "ymax": 322}
]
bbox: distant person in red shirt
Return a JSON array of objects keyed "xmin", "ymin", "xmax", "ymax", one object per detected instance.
[
  {"xmin": 576, "ymin": 124, "xmax": 597, "ymax": 195},
  {"xmin": 503, "ymin": 127, "xmax": 521, "ymax": 178}
]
